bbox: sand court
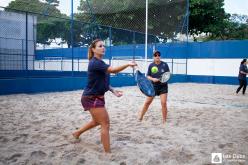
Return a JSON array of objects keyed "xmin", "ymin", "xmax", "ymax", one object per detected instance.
[{"xmin": 0, "ymin": 83, "xmax": 247, "ymax": 164}]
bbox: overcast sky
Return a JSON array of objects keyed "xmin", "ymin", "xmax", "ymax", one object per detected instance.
[
  {"xmin": 224, "ymin": 0, "xmax": 248, "ymax": 15},
  {"xmin": 1, "ymin": 0, "xmax": 248, "ymax": 16}
]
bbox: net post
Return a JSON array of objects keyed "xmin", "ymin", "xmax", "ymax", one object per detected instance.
[{"xmin": 145, "ymin": 0, "xmax": 148, "ymax": 76}]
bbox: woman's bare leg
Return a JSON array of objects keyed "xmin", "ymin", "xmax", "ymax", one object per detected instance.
[
  {"xmin": 160, "ymin": 93, "xmax": 168, "ymax": 124},
  {"xmin": 89, "ymin": 108, "xmax": 111, "ymax": 153},
  {"xmin": 139, "ymin": 96, "xmax": 154, "ymax": 121}
]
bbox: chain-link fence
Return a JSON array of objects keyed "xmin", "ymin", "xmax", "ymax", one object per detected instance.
[
  {"xmin": 80, "ymin": 0, "xmax": 188, "ymax": 42},
  {"xmin": 0, "ymin": 0, "xmax": 188, "ymax": 77}
]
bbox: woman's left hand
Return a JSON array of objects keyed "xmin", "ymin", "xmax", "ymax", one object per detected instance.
[{"xmin": 113, "ymin": 90, "xmax": 123, "ymax": 97}]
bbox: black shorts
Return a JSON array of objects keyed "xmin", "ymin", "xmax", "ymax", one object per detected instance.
[{"xmin": 153, "ymin": 83, "xmax": 168, "ymax": 96}]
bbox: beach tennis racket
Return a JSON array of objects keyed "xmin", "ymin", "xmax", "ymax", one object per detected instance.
[
  {"xmin": 159, "ymin": 72, "xmax": 171, "ymax": 83},
  {"xmin": 135, "ymin": 69, "xmax": 155, "ymax": 97}
]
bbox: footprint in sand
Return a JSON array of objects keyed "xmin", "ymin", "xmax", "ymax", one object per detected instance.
[
  {"xmin": 63, "ymin": 152, "xmax": 78, "ymax": 160},
  {"xmin": 7, "ymin": 153, "xmax": 23, "ymax": 163},
  {"xmin": 0, "ymin": 136, "xmax": 8, "ymax": 143},
  {"xmin": 76, "ymin": 158, "xmax": 86, "ymax": 165},
  {"xmin": 19, "ymin": 125, "xmax": 32, "ymax": 131},
  {"xmin": 147, "ymin": 158, "xmax": 161, "ymax": 164},
  {"xmin": 160, "ymin": 148, "xmax": 194, "ymax": 164},
  {"xmin": 30, "ymin": 151, "xmax": 47, "ymax": 160},
  {"xmin": 48, "ymin": 151, "xmax": 57, "ymax": 158},
  {"xmin": 119, "ymin": 162, "xmax": 127, "ymax": 165},
  {"xmin": 116, "ymin": 135, "xmax": 131, "ymax": 141},
  {"xmin": 218, "ymin": 143, "xmax": 233, "ymax": 149},
  {"xmin": 32, "ymin": 119, "xmax": 47, "ymax": 125},
  {"xmin": 145, "ymin": 140, "xmax": 154, "ymax": 144},
  {"xmin": 12, "ymin": 134, "xmax": 28, "ymax": 143}
]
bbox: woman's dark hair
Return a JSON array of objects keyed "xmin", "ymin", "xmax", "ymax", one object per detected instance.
[{"xmin": 241, "ymin": 59, "xmax": 247, "ymax": 64}]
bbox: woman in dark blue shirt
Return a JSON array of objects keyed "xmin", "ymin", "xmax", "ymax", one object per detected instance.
[
  {"xmin": 72, "ymin": 39, "xmax": 136, "ymax": 153},
  {"xmin": 236, "ymin": 59, "xmax": 248, "ymax": 95},
  {"xmin": 139, "ymin": 50, "xmax": 170, "ymax": 124}
]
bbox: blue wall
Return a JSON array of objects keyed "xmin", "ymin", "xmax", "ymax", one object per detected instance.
[
  {"xmin": 0, "ymin": 73, "xmax": 240, "ymax": 95},
  {"xmin": 188, "ymin": 40, "xmax": 248, "ymax": 58},
  {"xmin": 1, "ymin": 40, "xmax": 247, "ymax": 95},
  {"xmin": 186, "ymin": 75, "xmax": 239, "ymax": 85},
  {"xmin": 36, "ymin": 40, "xmax": 248, "ymax": 59},
  {"xmin": 0, "ymin": 74, "xmax": 136, "ymax": 95},
  {"xmin": 0, "ymin": 70, "xmax": 87, "ymax": 78},
  {"xmin": 0, "ymin": 74, "xmax": 190, "ymax": 95},
  {"xmin": 0, "ymin": 77, "xmax": 87, "ymax": 95}
]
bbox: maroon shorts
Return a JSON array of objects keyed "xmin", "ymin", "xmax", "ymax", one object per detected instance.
[{"xmin": 81, "ymin": 95, "xmax": 105, "ymax": 111}]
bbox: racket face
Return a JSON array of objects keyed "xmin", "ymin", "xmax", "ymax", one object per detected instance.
[
  {"xmin": 135, "ymin": 70, "xmax": 155, "ymax": 97},
  {"xmin": 160, "ymin": 72, "xmax": 171, "ymax": 83}
]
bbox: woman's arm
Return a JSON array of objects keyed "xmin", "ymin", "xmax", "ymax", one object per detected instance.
[
  {"xmin": 240, "ymin": 65, "xmax": 248, "ymax": 75},
  {"xmin": 107, "ymin": 61, "xmax": 137, "ymax": 74},
  {"xmin": 107, "ymin": 64, "xmax": 129, "ymax": 74},
  {"xmin": 240, "ymin": 71, "xmax": 248, "ymax": 75},
  {"xmin": 147, "ymin": 76, "xmax": 160, "ymax": 83}
]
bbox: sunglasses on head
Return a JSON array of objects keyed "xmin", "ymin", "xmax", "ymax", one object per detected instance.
[{"xmin": 154, "ymin": 53, "xmax": 160, "ymax": 57}]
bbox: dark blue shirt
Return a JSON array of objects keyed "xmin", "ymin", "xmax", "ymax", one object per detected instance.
[
  {"xmin": 83, "ymin": 57, "xmax": 110, "ymax": 96},
  {"xmin": 238, "ymin": 64, "xmax": 248, "ymax": 80},
  {"xmin": 147, "ymin": 61, "xmax": 170, "ymax": 85}
]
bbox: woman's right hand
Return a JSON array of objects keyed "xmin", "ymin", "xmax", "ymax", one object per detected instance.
[
  {"xmin": 152, "ymin": 78, "xmax": 160, "ymax": 83},
  {"xmin": 147, "ymin": 76, "xmax": 159, "ymax": 83},
  {"xmin": 128, "ymin": 61, "xmax": 137, "ymax": 68}
]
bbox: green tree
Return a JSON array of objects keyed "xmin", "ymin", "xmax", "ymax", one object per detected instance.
[
  {"xmin": 6, "ymin": 0, "xmax": 62, "ymax": 17},
  {"xmin": 189, "ymin": 0, "xmax": 248, "ymax": 41},
  {"xmin": 219, "ymin": 20, "xmax": 248, "ymax": 40},
  {"xmin": 224, "ymin": 14, "xmax": 248, "ymax": 40},
  {"xmin": 189, "ymin": 0, "xmax": 230, "ymax": 40}
]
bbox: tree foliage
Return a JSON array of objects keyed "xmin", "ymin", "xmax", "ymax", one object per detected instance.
[
  {"xmin": 189, "ymin": 0, "xmax": 248, "ymax": 41},
  {"xmin": 6, "ymin": 0, "xmax": 62, "ymax": 17},
  {"xmin": 189, "ymin": 0, "xmax": 227, "ymax": 40}
]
